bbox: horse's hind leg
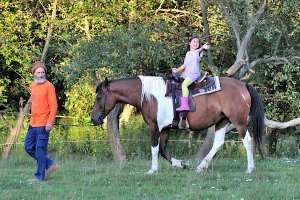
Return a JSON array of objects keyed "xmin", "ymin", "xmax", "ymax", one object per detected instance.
[
  {"xmin": 234, "ymin": 122, "xmax": 255, "ymax": 173},
  {"xmin": 196, "ymin": 122, "xmax": 228, "ymax": 173},
  {"xmin": 241, "ymin": 130, "xmax": 255, "ymax": 173},
  {"xmin": 159, "ymin": 129, "xmax": 187, "ymax": 169}
]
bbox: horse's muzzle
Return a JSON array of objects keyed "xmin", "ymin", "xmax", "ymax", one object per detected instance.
[{"xmin": 91, "ymin": 116, "xmax": 103, "ymax": 126}]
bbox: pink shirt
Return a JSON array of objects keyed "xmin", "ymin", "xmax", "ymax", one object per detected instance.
[{"xmin": 181, "ymin": 49, "xmax": 203, "ymax": 81}]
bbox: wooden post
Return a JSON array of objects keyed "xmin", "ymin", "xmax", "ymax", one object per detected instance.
[{"xmin": 2, "ymin": 99, "xmax": 30, "ymax": 159}]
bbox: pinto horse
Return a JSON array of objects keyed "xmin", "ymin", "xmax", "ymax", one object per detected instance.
[{"xmin": 91, "ymin": 75, "xmax": 265, "ymax": 174}]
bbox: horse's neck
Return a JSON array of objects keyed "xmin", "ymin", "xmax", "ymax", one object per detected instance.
[{"xmin": 111, "ymin": 79, "xmax": 142, "ymax": 107}]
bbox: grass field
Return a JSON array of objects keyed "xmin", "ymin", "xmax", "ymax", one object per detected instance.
[{"xmin": 1, "ymin": 152, "xmax": 299, "ymax": 200}]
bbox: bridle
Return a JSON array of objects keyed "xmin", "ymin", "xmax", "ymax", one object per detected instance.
[{"xmin": 97, "ymin": 86, "xmax": 108, "ymax": 123}]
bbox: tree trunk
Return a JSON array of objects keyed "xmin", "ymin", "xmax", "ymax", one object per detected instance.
[
  {"xmin": 199, "ymin": 0, "xmax": 216, "ymax": 71},
  {"xmin": 41, "ymin": 0, "xmax": 59, "ymax": 62},
  {"xmin": 2, "ymin": 0, "xmax": 58, "ymax": 159},
  {"xmin": 223, "ymin": 0, "xmax": 269, "ymax": 77},
  {"xmin": 84, "ymin": 16, "xmax": 91, "ymax": 41},
  {"xmin": 196, "ymin": 126, "xmax": 215, "ymax": 160},
  {"xmin": 2, "ymin": 98, "xmax": 30, "ymax": 159},
  {"xmin": 194, "ymin": 2, "xmax": 217, "ymax": 160},
  {"xmin": 267, "ymin": 129, "xmax": 278, "ymax": 156},
  {"xmin": 107, "ymin": 103, "xmax": 127, "ymax": 163},
  {"xmin": 104, "ymin": 0, "xmax": 138, "ymax": 163}
]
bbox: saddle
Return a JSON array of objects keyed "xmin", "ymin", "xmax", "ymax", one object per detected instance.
[{"xmin": 165, "ymin": 72, "xmax": 221, "ymax": 129}]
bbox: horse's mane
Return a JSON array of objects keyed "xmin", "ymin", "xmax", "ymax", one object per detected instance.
[
  {"xmin": 96, "ymin": 77, "xmax": 140, "ymax": 93},
  {"xmin": 138, "ymin": 75, "xmax": 173, "ymax": 131},
  {"xmin": 109, "ymin": 76, "xmax": 139, "ymax": 83},
  {"xmin": 138, "ymin": 75, "xmax": 166, "ymax": 106}
]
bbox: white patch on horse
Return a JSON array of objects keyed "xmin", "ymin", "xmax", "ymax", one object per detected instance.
[
  {"xmin": 138, "ymin": 75, "xmax": 174, "ymax": 131},
  {"xmin": 242, "ymin": 130, "xmax": 255, "ymax": 173},
  {"xmin": 240, "ymin": 92, "xmax": 250, "ymax": 108},
  {"xmin": 146, "ymin": 144, "xmax": 159, "ymax": 174},
  {"xmin": 196, "ymin": 125, "xmax": 227, "ymax": 172}
]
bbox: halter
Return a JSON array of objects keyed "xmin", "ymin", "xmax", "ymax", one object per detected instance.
[{"xmin": 97, "ymin": 86, "xmax": 108, "ymax": 123}]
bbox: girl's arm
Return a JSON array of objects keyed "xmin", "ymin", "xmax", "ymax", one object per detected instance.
[
  {"xmin": 198, "ymin": 42, "xmax": 211, "ymax": 53},
  {"xmin": 172, "ymin": 64, "xmax": 186, "ymax": 73}
]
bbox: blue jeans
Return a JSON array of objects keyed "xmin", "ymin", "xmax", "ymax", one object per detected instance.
[{"xmin": 24, "ymin": 126, "xmax": 54, "ymax": 180}]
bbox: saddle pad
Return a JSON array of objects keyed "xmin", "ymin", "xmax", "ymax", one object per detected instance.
[{"xmin": 191, "ymin": 76, "xmax": 221, "ymax": 97}]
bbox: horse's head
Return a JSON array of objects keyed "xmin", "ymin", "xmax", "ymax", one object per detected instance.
[{"xmin": 91, "ymin": 78, "xmax": 115, "ymax": 125}]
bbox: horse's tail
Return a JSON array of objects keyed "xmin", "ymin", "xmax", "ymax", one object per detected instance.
[{"xmin": 246, "ymin": 84, "xmax": 265, "ymax": 157}]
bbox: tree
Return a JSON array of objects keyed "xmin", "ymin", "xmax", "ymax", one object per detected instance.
[{"xmin": 199, "ymin": 0, "xmax": 300, "ymax": 156}]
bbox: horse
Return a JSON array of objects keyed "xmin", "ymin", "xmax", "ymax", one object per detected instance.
[{"xmin": 91, "ymin": 75, "xmax": 265, "ymax": 174}]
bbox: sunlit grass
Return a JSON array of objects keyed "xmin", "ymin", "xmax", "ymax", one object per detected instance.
[{"xmin": 1, "ymin": 152, "xmax": 300, "ymax": 200}]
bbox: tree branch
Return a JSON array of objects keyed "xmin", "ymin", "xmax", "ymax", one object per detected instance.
[
  {"xmin": 218, "ymin": 1, "xmax": 241, "ymax": 47},
  {"xmin": 265, "ymin": 117, "xmax": 300, "ymax": 129},
  {"xmin": 155, "ymin": 0, "xmax": 165, "ymax": 14},
  {"xmin": 251, "ymin": 56, "xmax": 300, "ymax": 68},
  {"xmin": 199, "ymin": 0, "xmax": 216, "ymax": 70},
  {"xmin": 226, "ymin": 0, "xmax": 269, "ymax": 76},
  {"xmin": 157, "ymin": 8, "xmax": 201, "ymax": 19},
  {"xmin": 246, "ymin": 0, "xmax": 254, "ymax": 25},
  {"xmin": 225, "ymin": 117, "xmax": 300, "ymax": 133},
  {"xmin": 156, "ymin": 8, "xmax": 225, "ymax": 27},
  {"xmin": 41, "ymin": 0, "xmax": 58, "ymax": 62},
  {"xmin": 239, "ymin": 56, "xmax": 300, "ymax": 79},
  {"xmin": 84, "ymin": 16, "xmax": 91, "ymax": 41}
]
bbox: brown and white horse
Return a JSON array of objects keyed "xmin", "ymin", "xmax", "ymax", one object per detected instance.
[{"xmin": 91, "ymin": 76, "xmax": 265, "ymax": 174}]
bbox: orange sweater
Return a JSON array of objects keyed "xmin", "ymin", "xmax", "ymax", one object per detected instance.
[{"xmin": 30, "ymin": 81, "xmax": 58, "ymax": 127}]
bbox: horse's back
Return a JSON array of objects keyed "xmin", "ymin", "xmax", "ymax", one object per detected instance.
[
  {"xmin": 188, "ymin": 77, "xmax": 251, "ymax": 130},
  {"xmin": 218, "ymin": 77, "xmax": 250, "ymax": 103}
]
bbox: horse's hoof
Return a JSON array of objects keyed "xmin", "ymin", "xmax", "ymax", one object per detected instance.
[
  {"xmin": 181, "ymin": 161, "xmax": 189, "ymax": 169},
  {"xmin": 245, "ymin": 165, "xmax": 255, "ymax": 174},
  {"xmin": 195, "ymin": 166, "xmax": 206, "ymax": 173},
  {"xmin": 145, "ymin": 169, "xmax": 158, "ymax": 174}
]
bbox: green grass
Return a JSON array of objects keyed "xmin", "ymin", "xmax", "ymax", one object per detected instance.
[{"xmin": 1, "ymin": 152, "xmax": 300, "ymax": 200}]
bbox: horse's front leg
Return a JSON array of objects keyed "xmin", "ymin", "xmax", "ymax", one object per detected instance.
[
  {"xmin": 146, "ymin": 124, "xmax": 160, "ymax": 174},
  {"xmin": 159, "ymin": 129, "xmax": 188, "ymax": 169}
]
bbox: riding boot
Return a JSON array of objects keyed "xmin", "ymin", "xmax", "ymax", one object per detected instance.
[{"xmin": 176, "ymin": 97, "xmax": 190, "ymax": 111}]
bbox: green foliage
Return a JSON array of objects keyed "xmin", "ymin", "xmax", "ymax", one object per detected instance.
[
  {"xmin": 49, "ymin": 125, "xmax": 112, "ymax": 159},
  {"xmin": 0, "ymin": 0, "xmax": 51, "ymax": 109},
  {"xmin": 120, "ymin": 115, "xmax": 151, "ymax": 158},
  {"xmin": 64, "ymin": 79, "xmax": 94, "ymax": 120},
  {"xmin": 255, "ymin": 62, "xmax": 300, "ymax": 121},
  {"xmin": 0, "ymin": 78, "xmax": 9, "ymax": 107},
  {"xmin": 276, "ymin": 135, "xmax": 299, "ymax": 157},
  {"xmin": 60, "ymin": 22, "xmax": 187, "ymax": 86}
]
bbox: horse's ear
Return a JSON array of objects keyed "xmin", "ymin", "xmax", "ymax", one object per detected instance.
[{"xmin": 103, "ymin": 77, "xmax": 109, "ymax": 86}]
